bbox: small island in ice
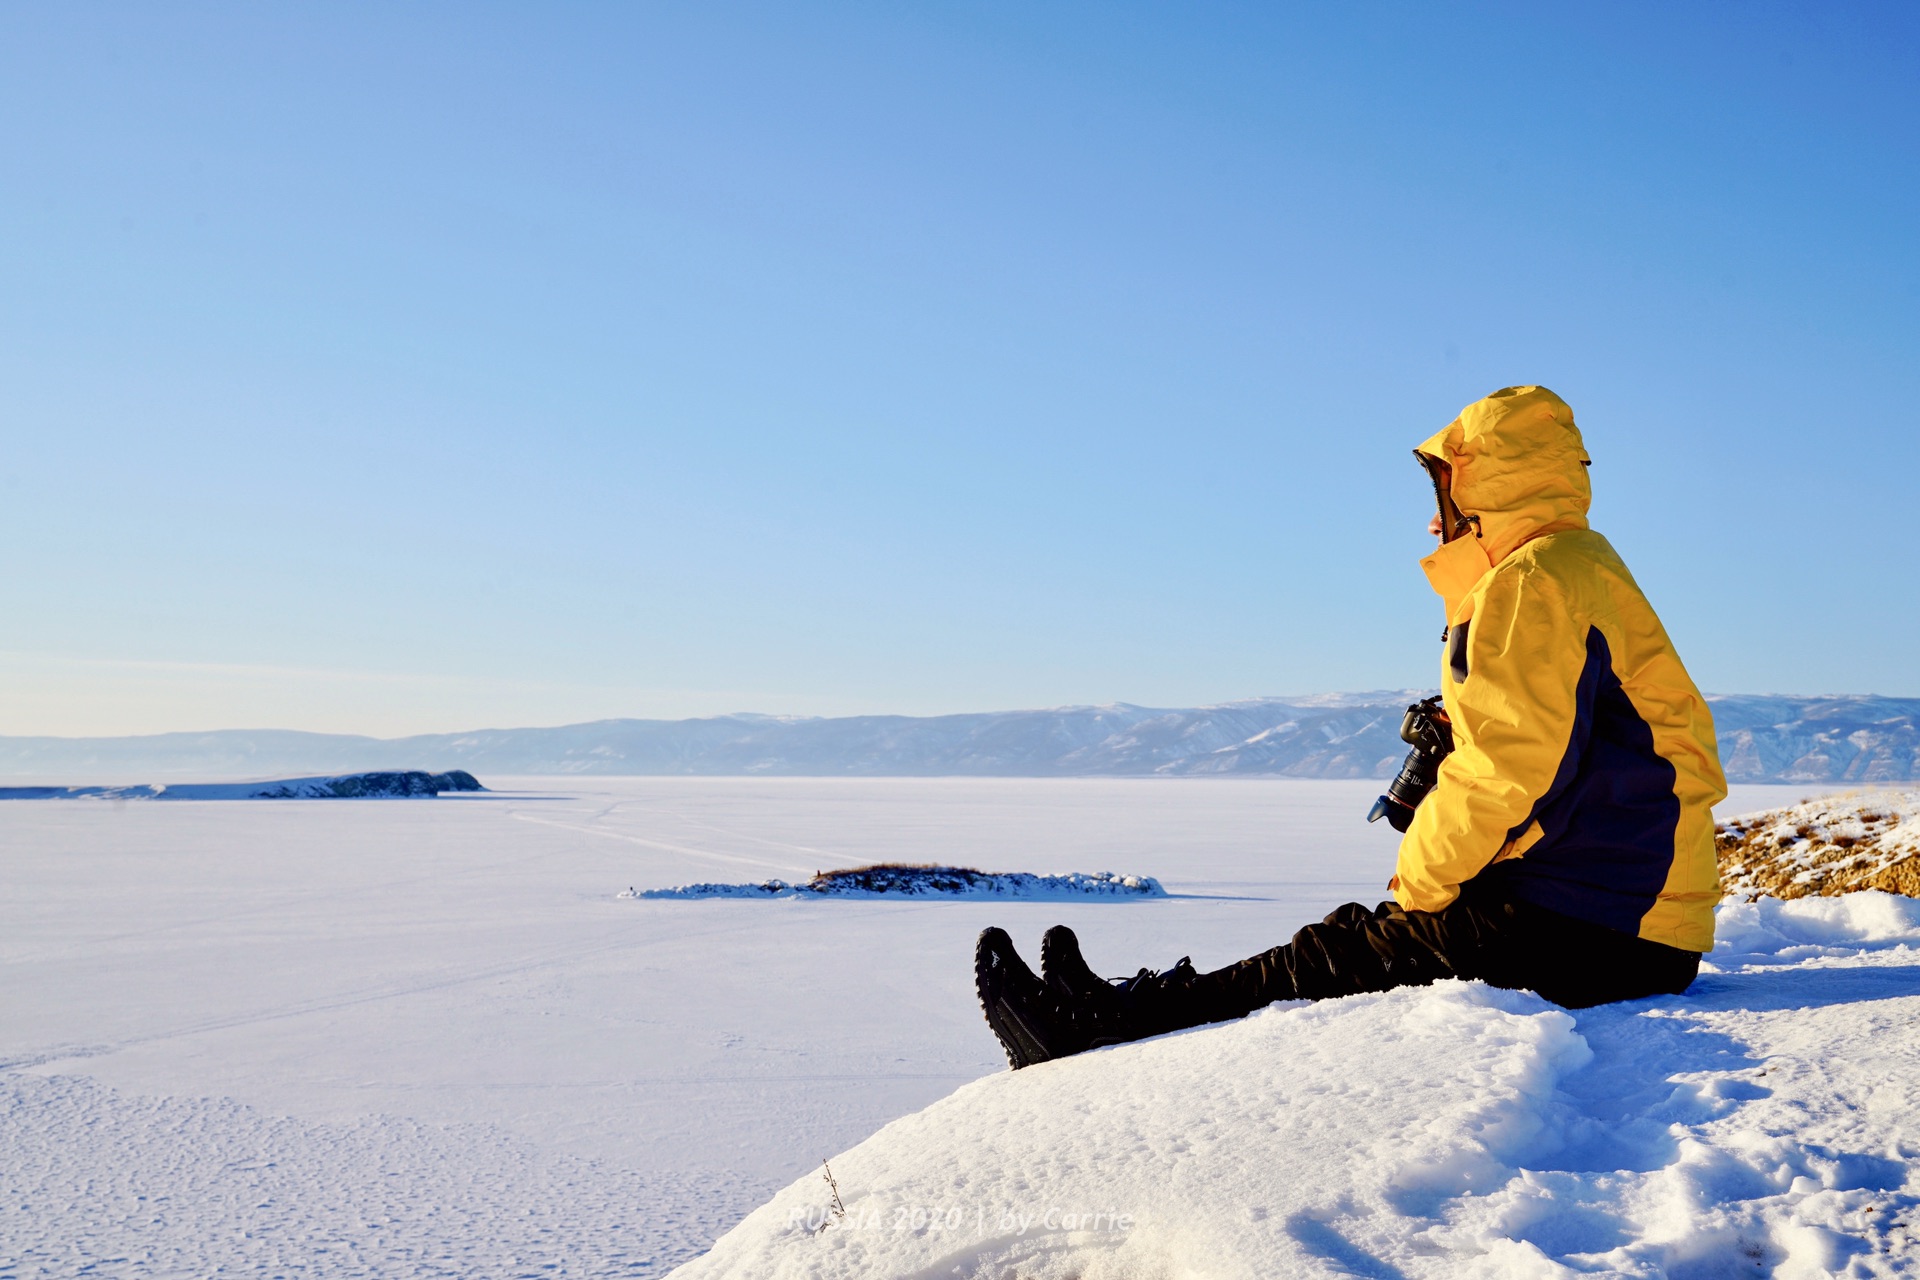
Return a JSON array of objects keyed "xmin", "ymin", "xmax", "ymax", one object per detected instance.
[
  {"xmin": 0, "ymin": 770, "xmax": 487, "ymax": 801},
  {"xmin": 633, "ymin": 863, "xmax": 1165, "ymax": 901}
]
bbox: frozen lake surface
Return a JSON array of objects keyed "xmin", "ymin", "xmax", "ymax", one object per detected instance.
[{"xmin": 0, "ymin": 777, "xmax": 1813, "ymax": 1276}]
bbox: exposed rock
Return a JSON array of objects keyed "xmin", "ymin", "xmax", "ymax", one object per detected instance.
[
  {"xmin": 1715, "ymin": 790, "xmax": 1920, "ymax": 900},
  {"xmin": 245, "ymin": 770, "xmax": 485, "ymax": 799},
  {"xmin": 0, "ymin": 770, "xmax": 486, "ymax": 801},
  {"xmin": 631, "ymin": 864, "xmax": 1165, "ymax": 900}
]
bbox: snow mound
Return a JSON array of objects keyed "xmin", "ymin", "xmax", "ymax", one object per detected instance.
[
  {"xmin": 633, "ymin": 864, "xmax": 1165, "ymax": 901},
  {"xmin": 674, "ymin": 894, "xmax": 1920, "ymax": 1278},
  {"xmin": 1717, "ymin": 789, "xmax": 1920, "ymax": 899},
  {"xmin": 0, "ymin": 770, "xmax": 487, "ymax": 801},
  {"xmin": 1712, "ymin": 888, "xmax": 1920, "ymax": 960}
]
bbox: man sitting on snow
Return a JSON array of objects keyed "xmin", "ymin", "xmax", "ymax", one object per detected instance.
[{"xmin": 975, "ymin": 385, "xmax": 1729, "ymax": 1069}]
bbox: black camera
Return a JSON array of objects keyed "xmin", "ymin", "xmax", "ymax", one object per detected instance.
[{"xmin": 1365, "ymin": 696, "xmax": 1454, "ymax": 833}]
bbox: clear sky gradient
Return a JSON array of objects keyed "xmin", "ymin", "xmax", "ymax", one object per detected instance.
[{"xmin": 2, "ymin": 2, "xmax": 1915, "ymax": 736}]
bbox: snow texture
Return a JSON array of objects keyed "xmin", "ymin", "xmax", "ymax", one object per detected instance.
[
  {"xmin": 1, "ymin": 1072, "xmax": 741, "ymax": 1279},
  {"xmin": 0, "ymin": 769, "xmax": 485, "ymax": 801},
  {"xmin": 677, "ymin": 893, "xmax": 1920, "ymax": 1279},
  {"xmin": 634, "ymin": 865, "xmax": 1166, "ymax": 900}
]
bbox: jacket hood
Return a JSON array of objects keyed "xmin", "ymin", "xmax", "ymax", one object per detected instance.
[{"xmin": 1415, "ymin": 385, "xmax": 1591, "ymax": 612}]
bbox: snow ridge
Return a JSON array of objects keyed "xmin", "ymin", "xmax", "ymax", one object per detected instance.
[{"xmin": 673, "ymin": 894, "xmax": 1920, "ymax": 1278}]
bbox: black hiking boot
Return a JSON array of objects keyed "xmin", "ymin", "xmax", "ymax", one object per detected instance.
[
  {"xmin": 975, "ymin": 926, "xmax": 1087, "ymax": 1069},
  {"xmin": 1038, "ymin": 925, "xmax": 1203, "ymax": 1050},
  {"xmin": 977, "ymin": 927, "xmax": 1208, "ymax": 1068},
  {"xmin": 1041, "ymin": 924, "xmax": 1107, "ymax": 999}
]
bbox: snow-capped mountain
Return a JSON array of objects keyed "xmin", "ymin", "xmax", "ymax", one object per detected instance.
[
  {"xmin": 1, "ymin": 694, "xmax": 1914, "ymax": 782},
  {"xmin": 1710, "ymin": 695, "xmax": 1920, "ymax": 784}
]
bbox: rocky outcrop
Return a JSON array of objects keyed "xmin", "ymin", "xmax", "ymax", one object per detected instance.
[
  {"xmin": 244, "ymin": 771, "xmax": 485, "ymax": 799},
  {"xmin": 633, "ymin": 865, "xmax": 1164, "ymax": 900},
  {"xmin": 0, "ymin": 771, "xmax": 486, "ymax": 801},
  {"xmin": 1716, "ymin": 790, "xmax": 1920, "ymax": 899}
]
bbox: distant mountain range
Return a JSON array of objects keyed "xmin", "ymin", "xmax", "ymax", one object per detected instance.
[{"xmin": 2, "ymin": 694, "xmax": 1915, "ymax": 784}]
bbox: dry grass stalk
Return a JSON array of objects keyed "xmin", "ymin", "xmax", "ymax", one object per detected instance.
[{"xmin": 816, "ymin": 1159, "xmax": 847, "ymax": 1234}]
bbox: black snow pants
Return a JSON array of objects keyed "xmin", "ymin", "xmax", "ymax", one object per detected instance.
[{"xmin": 1158, "ymin": 872, "xmax": 1701, "ymax": 1030}]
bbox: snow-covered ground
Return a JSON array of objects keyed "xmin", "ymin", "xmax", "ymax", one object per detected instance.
[
  {"xmin": 682, "ymin": 890, "xmax": 1920, "ymax": 1278},
  {"xmin": 0, "ymin": 777, "xmax": 1872, "ymax": 1276}
]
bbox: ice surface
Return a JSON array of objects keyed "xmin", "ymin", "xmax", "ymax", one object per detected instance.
[
  {"xmin": 0, "ymin": 777, "xmax": 1401, "ymax": 1276},
  {"xmin": 4, "ymin": 778, "xmax": 1910, "ymax": 1278},
  {"xmin": 2, "ymin": 1071, "xmax": 745, "ymax": 1277}
]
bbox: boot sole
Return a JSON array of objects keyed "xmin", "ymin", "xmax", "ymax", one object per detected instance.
[{"xmin": 974, "ymin": 927, "xmax": 1052, "ymax": 1071}]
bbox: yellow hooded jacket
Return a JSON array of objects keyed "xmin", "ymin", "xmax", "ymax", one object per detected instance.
[{"xmin": 1394, "ymin": 386, "xmax": 1727, "ymax": 953}]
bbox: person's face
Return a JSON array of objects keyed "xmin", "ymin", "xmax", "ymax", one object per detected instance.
[{"xmin": 1428, "ymin": 512, "xmax": 1445, "ymax": 540}]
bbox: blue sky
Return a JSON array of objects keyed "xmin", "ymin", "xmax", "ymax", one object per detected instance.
[{"xmin": 2, "ymin": 2, "xmax": 1915, "ymax": 735}]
